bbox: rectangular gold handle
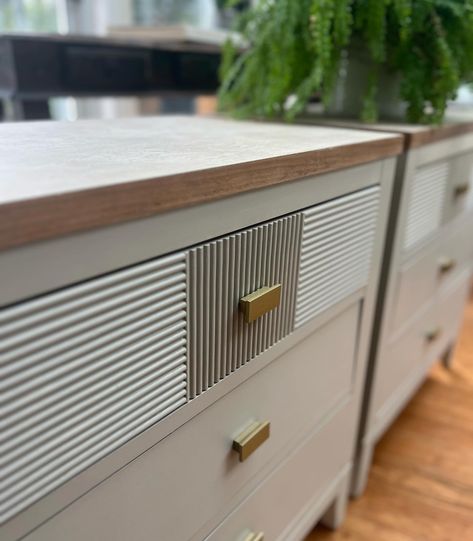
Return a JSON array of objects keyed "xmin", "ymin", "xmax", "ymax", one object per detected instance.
[
  {"xmin": 242, "ymin": 533, "xmax": 264, "ymax": 541},
  {"xmin": 232, "ymin": 421, "xmax": 270, "ymax": 462},
  {"xmin": 438, "ymin": 257, "xmax": 456, "ymax": 274},
  {"xmin": 454, "ymin": 183, "xmax": 470, "ymax": 198},
  {"xmin": 239, "ymin": 285, "xmax": 281, "ymax": 323}
]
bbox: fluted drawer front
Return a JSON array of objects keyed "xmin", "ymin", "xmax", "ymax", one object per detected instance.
[
  {"xmin": 403, "ymin": 161, "xmax": 449, "ymax": 253},
  {"xmin": 188, "ymin": 214, "xmax": 303, "ymax": 398},
  {"xmin": 296, "ymin": 186, "xmax": 380, "ymax": 328},
  {"xmin": 0, "ymin": 252, "xmax": 188, "ymax": 524}
]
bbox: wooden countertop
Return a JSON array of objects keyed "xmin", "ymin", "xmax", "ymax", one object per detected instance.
[
  {"xmin": 301, "ymin": 110, "xmax": 473, "ymax": 150},
  {"xmin": 0, "ymin": 116, "xmax": 402, "ymax": 251}
]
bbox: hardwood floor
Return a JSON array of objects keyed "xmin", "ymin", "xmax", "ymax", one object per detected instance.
[{"xmin": 306, "ymin": 295, "xmax": 473, "ymax": 541}]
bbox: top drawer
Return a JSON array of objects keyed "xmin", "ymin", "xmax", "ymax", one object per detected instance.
[
  {"xmin": 0, "ymin": 253, "xmax": 189, "ymax": 524},
  {"xmin": 403, "ymin": 152, "xmax": 473, "ymax": 258},
  {"xmin": 0, "ymin": 186, "xmax": 381, "ymax": 525},
  {"xmin": 188, "ymin": 186, "xmax": 380, "ymax": 397},
  {"xmin": 403, "ymin": 160, "xmax": 449, "ymax": 254}
]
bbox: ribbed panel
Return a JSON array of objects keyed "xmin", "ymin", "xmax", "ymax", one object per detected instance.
[
  {"xmin": 188, "ymin": 215, "xmax": 303, "ymax": 398},
  {"xmin": 404, "ymin": 161, "xmax": 449, "ymax": 252},
  {"xmin": 0, "ymin": 253, "xmax": 188, "ymax": 524},
  {"xmin": 296, "ymin": 186, "xmax": 380, "ymax": 327}
]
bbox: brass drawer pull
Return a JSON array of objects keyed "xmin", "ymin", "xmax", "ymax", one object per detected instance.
[
  {"xmin": 232, "ymin": 421, "xmax": 270, "ymax": 462},
  {"xmin": 425, "ymin": 328, "xmax": 441, "ymax": 343},
  {"xmin": 438, "ymin": 257, "xmax": 456, "ymax": 274},
  {"xmin": 454, "ymin": 183, "xmax": 470, "ymax": 198},
  {"xmin": 242, "ymin": 533, "xmax": 264, "ymax": 541},
  {"xmin": 239, "ymin": 284, "xmax": 281, "ymax": 323}
]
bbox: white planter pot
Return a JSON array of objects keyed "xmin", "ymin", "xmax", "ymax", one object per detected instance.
[{"xmin": 326, "ymin": 48, "xmax": 407, "ymax": 121}]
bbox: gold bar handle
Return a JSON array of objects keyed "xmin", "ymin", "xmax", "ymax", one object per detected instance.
[
  {"xmin": 438, "ymin": 257, "xmax": 456, "ymax": 274},
  {"xmin": 239, "ymin": 284, "xmax": 281, "ymax": 323},
  {"xmin": 242, "ymin": 533, "xmax": 264, "ymax": 541},
  {"xmin": 232, "ymin": 421, "xmax": 270, "ymax": 462},
  {"xmin": 454, "ymin": 183, "xmax": 470, "ymax": 198},
  {"xmin": 425, "ymin": 328, "xmax": 441, "ymax": 343}
]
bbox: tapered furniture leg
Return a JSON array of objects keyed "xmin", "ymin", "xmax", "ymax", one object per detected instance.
[
  {"xmin": 350, "ymin": 441, "xmax": 374, "ymax": 498},
  {"xmin": 441, "ymin": 342, "xmax": 455, "ymax": 369},
  {"xmin": 321, "ymin": 475, "xmax": 350, "ymax": 530}
]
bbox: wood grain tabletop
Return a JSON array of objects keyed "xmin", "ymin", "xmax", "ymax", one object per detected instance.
[
  {"xmin": 0, "ymin": 115, "xmax": 402, "ymax": 251},
  {"xmin": 300, "ymin": 111, "xmax": 473, "ymax": 150}
]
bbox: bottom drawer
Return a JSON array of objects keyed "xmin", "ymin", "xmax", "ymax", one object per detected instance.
[
  {"xmin": 204, "ymin": 401, "xmax": 352, "ymax": 541},
  {"xmin": 373, "ymin": 271, "xmax": 470, "ymax": 423}
]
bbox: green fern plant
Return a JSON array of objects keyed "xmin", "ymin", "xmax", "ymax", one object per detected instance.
[{"xmin": 219, "ymin": 0, "xmax": 473, "ymax": 124}]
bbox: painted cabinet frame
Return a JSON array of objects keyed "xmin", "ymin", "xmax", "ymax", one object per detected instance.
[
  {"xmin": 1, "ymin": 157, "xmax": 396, "ymax": 541},
  {"xmin": 352, "ymin": 132, "xmax": 473, "ymax": 496}
]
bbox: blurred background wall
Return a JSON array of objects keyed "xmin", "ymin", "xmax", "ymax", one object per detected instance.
[{"xmin": 0, "ymin": 0, "xmax": 239, "ymax": 120}]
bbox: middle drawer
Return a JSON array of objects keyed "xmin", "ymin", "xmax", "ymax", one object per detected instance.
[{"xmin": 392, "ymin": 212, "xmax": 472, "ymax": 333}]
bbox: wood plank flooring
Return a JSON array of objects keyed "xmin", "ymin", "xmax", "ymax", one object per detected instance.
[{"xmin": 306, "ymin": 294, "xmax": 473, "ymax": 541}]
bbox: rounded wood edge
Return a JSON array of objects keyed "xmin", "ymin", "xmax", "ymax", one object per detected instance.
[
  {"xmin": 0, "ymin": 136, "xmax": 402, "ymax": 252},
  {"xmin": 407, "ymin": 121, "xmax": 473, "ymax": 149}
]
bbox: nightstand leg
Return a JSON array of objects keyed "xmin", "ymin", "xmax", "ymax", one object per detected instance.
[
  {"xmin": 441, "ymin": 342, "xmax": 455, "ymax": 369},
  {"xmin": 350, "ymin": 441, "xmax": 374, "ymax": 498},
  {"xmin": 320, "ymin": 474, "xmax": 350, "ymax": 530}
]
